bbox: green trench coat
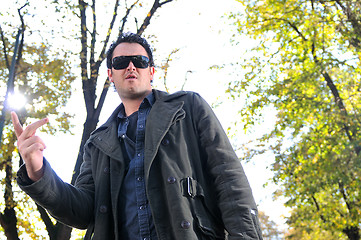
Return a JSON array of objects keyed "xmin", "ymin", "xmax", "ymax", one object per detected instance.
[{"xmin": 17, "ymin": 90, "xmax": 263, "ymax": 240}]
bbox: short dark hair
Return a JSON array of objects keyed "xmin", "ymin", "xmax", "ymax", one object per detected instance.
[{"xmin": 106, "ymin": 32, "xmax": 154, "ymax": 69}]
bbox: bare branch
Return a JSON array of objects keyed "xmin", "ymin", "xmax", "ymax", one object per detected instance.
[
  {"xmin": 182, "ymin": 70, "xmax": 192, "ymax": 91},
  {"xmin": 36, "ymin": 204, "xmax": 56, "ymax": 238},
  {"xmin": 15, "ymin": 3, "xmax": 27, "ymax": 69},
  {"xmin": 137, "ymin": 0, "xmax": 174, "ymax": 35},
  {"xmin": 90, "ymin": 0, "xmax": 97, "ymax": 67},
  {"xmin": 162, "ymin": 48, "xmax": 180, "ymax": 93},
  {"xmin": 96, "ymin": 0, "xmax": 121, "ymax": 66},
  {"xmin": 94, "ymin": 78, "xmax": 111, "ymax": 119},
  {"xmin": 159, "ymin": 0, "xmax": 173, "ymax": 6},
  {"xmin": 120, "ymin": 1, "xmax": 139, "ymax": 35},
  {"xmin": 0, "ymin": 25, "xmax": 10, "ymax": 69}
]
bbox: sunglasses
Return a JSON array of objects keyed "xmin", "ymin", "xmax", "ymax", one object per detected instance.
[{"xmin": 112, "ymin": 55, "xmax": 150, "ymax": 70}]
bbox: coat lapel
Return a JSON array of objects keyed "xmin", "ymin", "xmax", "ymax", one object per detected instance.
[
  {"xmin": 88, "ymin": 109, "xmax": 125, "ymax": 233},
  {"xmin": 144, "ymin": 91, "xmax": 186, "ymax": 182}
]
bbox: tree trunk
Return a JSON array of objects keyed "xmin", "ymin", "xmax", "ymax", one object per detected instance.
[
  {"xmin": 343, "ymin": 226, "xmax": 360, "ymax": 240},
  {"xmin": 0, "ymin": 208, "xmax": 19, "ymax": 240},
  {"xmin": 55, "ymin": 0, "xmax": 175, "ymax": 239},
  {"xmin": 0, "ymin": 161, "xmax": 19, "ymax": 240},
  {"xmin": 71, "ymin": 112, "xmax": 99, "ymax": 185}
]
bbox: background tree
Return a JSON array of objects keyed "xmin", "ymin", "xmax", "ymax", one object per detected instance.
[
  {"xmin": 72, "ymin": 0, "xmax": 174, "ymax": 186},
  {"xmin": 0, "ymin": 4, "xmax": 75, "ymax": 240},
  {"xmin": 228, "ymin": 0, "xmax": 361, "ymax": 239},
  {"xmin": 67, "ymin": 2, "xmax": 175, "ymax": 239},
  {"xmin": 258, "ymin": 211, "xmax": 284, "ymax": 240},
  {"xmin": 2, "ymin": 0, "xmax": 175, "ymax": 239}
]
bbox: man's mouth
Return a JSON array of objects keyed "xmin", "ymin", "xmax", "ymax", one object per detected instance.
[{"xmin": 126, "ymin": 74, "xmax": 137, "ymax": 80}]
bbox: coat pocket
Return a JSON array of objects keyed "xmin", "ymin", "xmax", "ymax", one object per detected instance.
[{"xmin": 180, "ymin": 177, "xmax": 226, "ymax": 240}]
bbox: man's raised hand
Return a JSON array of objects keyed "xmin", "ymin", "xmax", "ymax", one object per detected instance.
[{"xmin": 11, "ymin": 111, "xmax": 49, "ymax": 181}]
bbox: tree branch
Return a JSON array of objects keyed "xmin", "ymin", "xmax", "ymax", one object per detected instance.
[
  {"xmin": 36, "ymin": 204, "xmax": 57, "ymax": 239},
  {"xmin": 0, "ymin": 25, "xmax": 10, "ymax": 69},
  {"xmin": 79, "ymin": 0, "xmax": 96, "ymax": 114},
  {"xmin": 334, "ymin": 0, "xmax": 361, "ymax": 49},
  {"xmin": 96, "ymin": 0, "xmax": 121, "ymax": 66},
  {"xmin": 90, "ymin": 0, "xmax": 97, "ymax": 69},
  {"xmin": 321, "ymin": 71, "xmax": 357, "ymax": 147},
  {"xmin": 15, "ymin": 3, "xmax": 27, "ymax": 69},
  {"xmin": 338, "ymin": 181, "xmax": 353, "ymax": 214},
  {"xmin": 309, "ymin": 15, "xmax": 359, "ymax": 154},
  {"xmin": 137, "ymin": 0, "xmax": 174, "ymax": 35},
  {"xmin": 311, "ymin": 195, "xmax": 327, "ymax": 223},
  {"xmin": 162, "ymin": 48, "xmax": 180, "ymax": 93},
  {"xmin": 94, "ymin": 77, "xmax": 111, "ymax": 120},
  {"xmin": 287, "ymin": 21, "xmax": 307, "ymax": 41},
  {"xmin": 121, "ymin": 1, "xmax": 139, "ymax": 34},
  {"xmin": 159, "ymin": 0, "xmax": 173, "ymax": 6}
]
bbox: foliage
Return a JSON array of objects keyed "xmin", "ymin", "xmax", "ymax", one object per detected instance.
[
  {"xmin": 2, "ymin": 0, "xmax": 175, "ymax": 239},
  {"xmin": 229, "ymin": 0, "xmax": 361, "ymax": 239},
  {"xmin": 258, "ymin": 211, "xmax": 284, "ymax": 239},
  {"xmin": 0, "ymin": 2, "xmax": 76, "ymax": 238}
]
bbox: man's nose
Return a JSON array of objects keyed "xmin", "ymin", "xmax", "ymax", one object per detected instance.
[{"xmin": 126, "ymin": 61, "xmax": 136, "ymax": 71}]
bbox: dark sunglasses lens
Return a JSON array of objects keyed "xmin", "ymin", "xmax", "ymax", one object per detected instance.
[
  {"xmin": 112, "ymin": 57, "xmax": 130, "ymax": 70},
  {"xmin": 133, "ymin": 56, "xmax": 149, "ymax": 68},
  {"xmin": 112, "ymin": 56, "xmax": 149, "ymax": 70}
]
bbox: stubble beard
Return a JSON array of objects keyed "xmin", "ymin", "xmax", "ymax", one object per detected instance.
[{"xmin": 120, "ymin": 87, "xmax": 151, "ymax": 101}]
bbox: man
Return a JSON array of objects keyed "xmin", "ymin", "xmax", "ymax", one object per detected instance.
[{"xmin": 12, "ymin": 32, "xmax": 263, "ymax": 239}]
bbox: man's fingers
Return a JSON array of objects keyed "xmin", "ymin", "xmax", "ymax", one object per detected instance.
[
  {"xmin": 11, "ymin": 111, "xmax": 23, "ymax": 138},
  {"xmin": 11, "ymin": 111, "xmax": 49, "ymax": 139},
  {"xmin": 22, "ymin": 118, "xmax": 49, "ymax": 139},
  {"xmin": 23, "ymin": 136, "xmax": 47, "ymax": 151}
]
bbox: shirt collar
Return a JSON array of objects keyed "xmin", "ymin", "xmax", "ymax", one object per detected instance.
[{"xmin": 117, "ymin": 91, "xmax": 155, "ymax": 120}]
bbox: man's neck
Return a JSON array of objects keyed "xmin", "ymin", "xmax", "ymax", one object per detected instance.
[
  {"xmin": 121, "ymin": 90, "xmax": 153, "ymax": 116},
  {"xmin": 122, "ymin": 98, "xmax": 143, "ymax": 117}
]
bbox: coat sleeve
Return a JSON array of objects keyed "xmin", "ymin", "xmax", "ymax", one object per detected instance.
[
  {"xmin": 191, "ymin": 93, "xmax": 263, "ymax": 239},
  {"xmin": 17, "ymin": 153, "xmax": 95, "ymax": 229}
]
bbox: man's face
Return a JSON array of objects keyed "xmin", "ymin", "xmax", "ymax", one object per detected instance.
[{"xmin": 108, "ymin": 42, "xmax": 154, "ymax": 101}]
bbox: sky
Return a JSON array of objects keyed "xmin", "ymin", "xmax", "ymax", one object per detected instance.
[{"xmin": 3, "ymin": 0, "xmax": 289, "ymax": 235}]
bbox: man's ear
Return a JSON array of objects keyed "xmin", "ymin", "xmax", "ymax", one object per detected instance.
[
  {"xmin": 150, "ymin": 66, "xmax": 155, "ymax": 82},
  {"xmin": 107, "ymin": 68, "xmax": 113, "ymax": 82}
]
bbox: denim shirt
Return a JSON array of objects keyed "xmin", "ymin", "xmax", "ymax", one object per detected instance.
[{"xmin": 117, "ymin": 92, "xmax": 158, "ymax": 240}]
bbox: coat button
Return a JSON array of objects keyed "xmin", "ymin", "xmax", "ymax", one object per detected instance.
[
  {"xmin": 181, "ymin": 220, "xmax": 191, "ymax": 229},
  {"xmin": 161, "ymin": 138, "xmax": 170, "ymax": 146},
  {"xmin": 103, "ymin": 167, "xmax": 109, "ymax": 174},
  {"xmin": 167, "ymin": 176, "xmax": 176, "ymax": 184},
  {"xmin": 99, "ymin": 205, "xmax": 108, "ymax": 213}
]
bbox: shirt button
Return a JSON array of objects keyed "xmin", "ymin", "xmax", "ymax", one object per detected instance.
[
  {"xmin": 137, "ymin": 177, "xmax": 143, "ymax": 181},
  {"xmin": 181, "ymin": 220, "xmax": 191, "ymax": 229},
  {"xmin": 139, "ymin": 205, "xmax": 146, "ymax": 210},
  {"xmin": 121, "ymin": 134, "xmax": 126, "ymax": 139},
  {"xmin": 139, "ymin": 125, "xmax": 144, "ymax": 128},
  {"xmin": 167, "ymin": 176, "xmax": 176, "ymax": 184},
  {"xmin": 99, "ymin": 205, "xmax": 108, "ymax": 213},
  {"xmin": 137, "ymin": 153, "xmax": 141, "ymax": 157}
]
